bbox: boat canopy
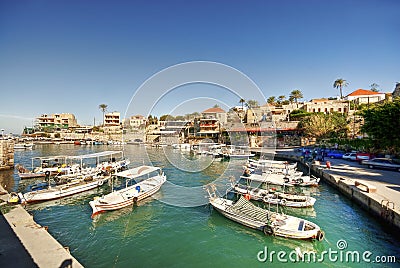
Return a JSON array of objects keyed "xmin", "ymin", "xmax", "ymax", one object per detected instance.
[
  {"xmin": 67, "ymin": 151, "xmax": 123, "ymax": 160},
  {"xmin": 115, "ymin": 166, "xmax": 161, "ymax": 179}
]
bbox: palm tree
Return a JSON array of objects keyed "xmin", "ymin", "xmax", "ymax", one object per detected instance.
[
  {"xmin": 267, "ymin": 96, "xmax": 276, "ymax": 105},
  {"xmin": 333, "ymin": 78, "xmax": 349, "ymax": 99},
  {"xmin": 370, "ymin": 83, "xmax": 379, "ymax": 92},
  {"xmin": 98, "ymin": 104, "xmax": 108, "ymax": 126},
  {"xmin": 289, "ymin": 90, "xmax": 303, "ymax": 107},
  {"xmin": 278, "ymin": 95, "xmax": 285, "ymax": 106}
]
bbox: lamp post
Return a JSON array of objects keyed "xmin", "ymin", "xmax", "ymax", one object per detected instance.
[{"xmin": 1, "ymin": 129, "xmax": 4, "ymax": 139}]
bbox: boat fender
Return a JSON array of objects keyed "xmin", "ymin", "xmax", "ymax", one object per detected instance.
[
  {"xmin": 298, "ymin": 178, "xmax": 304, "ymax": 184},
  {"xmin": 281, "ymin": 199, "xmax": 287, "ymax": 205},
  {"xmin": 244, "ymin": 194, "xmax": 251, "ymax": 200},
  {"xmin": 283, "ymin": 177, "xmax": 289, "ymax": 183},
  {"xmin": 45, "ymin": 171, "xmax": 50, "ymax": 176},
  {"xmin": 98, "ymin": 180, "xmax": 104, "ymax": 186},
  {"xmin": 263, "ymin": 225, "xmax": 274, "ymax": 236},
  {"xmin": 316, "ymin": 230, "xmax": 324, "ymax": 241}
]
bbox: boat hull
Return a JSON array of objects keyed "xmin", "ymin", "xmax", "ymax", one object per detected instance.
[
  {"xmin": 90, "ymin": 175, "xmax": 166, "ymax": 217},
  {"xmin": 22, "ymin": 178, "xmax": 108, "ymax": 203}
]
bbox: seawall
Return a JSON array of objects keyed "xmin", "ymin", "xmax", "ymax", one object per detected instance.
[{"xmin": 273, "ymin": 152, "xmax": 400, "ymax": 233}]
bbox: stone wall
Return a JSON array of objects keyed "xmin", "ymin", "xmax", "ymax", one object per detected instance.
[{"xmin": 0, "ymin": 140, "xmax": 14, "ymax": 170}]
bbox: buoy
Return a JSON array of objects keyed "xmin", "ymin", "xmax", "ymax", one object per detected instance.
[
  {"xmin": 244, "ymin": 194, "xmax": 251, "ymax": 200},
  {"xmin": 326, "ymin": 161, "xmax": 331, "ymax": 169}
]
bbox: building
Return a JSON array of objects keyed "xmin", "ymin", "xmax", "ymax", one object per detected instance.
[
  {"xmin": 104, "ymin": 112, "xmax": 120, "ymax": 126},
  {"xmin": 302, "ymin": 98, "xmax": 349, "ymax": 114},
  {"xmin": 36, "ymin": 113, "xmax": 78, "ymax": 131},
  {"xmin": 201, "ymin": 107, "xmax": 227, "ymax": 126},
  {"xmin": 345, "ymin": 89, "xmax": 386, "ymax": 104},
  {"xmin": 128, "ymin": 115, "xmax": 146, "ymax": 128}
]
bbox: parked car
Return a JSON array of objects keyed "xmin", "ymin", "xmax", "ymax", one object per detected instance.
[
  {"xmin": 342, "ymin": 152, "xmax": 357, "ymax": 161},
  {"xmin": 326, "ymin": 151, "xmax": 344, "ymax": 159},
  {"xmin": 361, "ymin": 158, "xmax": 400, "ymax": 172},
  {"xmin": 356, "ymin": 152, "xmax": 374, "ymax": 163}
]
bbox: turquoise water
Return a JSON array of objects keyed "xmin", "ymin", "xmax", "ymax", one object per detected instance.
[{"xmin": 7, "ymin": 145, "xmax": 400, "ymax": 267}]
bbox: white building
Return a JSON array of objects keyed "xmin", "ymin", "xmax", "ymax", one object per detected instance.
[
  {"xmin": 128, "ymin": 115, "xmax": 146, "ymax": 128},
  {"xmin": 345, "ymin": 89, "xmax": 386, "ymax": 104}
]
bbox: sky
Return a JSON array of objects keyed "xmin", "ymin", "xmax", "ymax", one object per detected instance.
[{"xmin": 0, "ymin": 0, "xmax": 399, "ymax": 134}]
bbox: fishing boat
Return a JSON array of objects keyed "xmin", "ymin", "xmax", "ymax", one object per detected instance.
[
  {"xmin": 17, "ymin": 151, "xmax": 126, "ymax": 179},
  {"xmin": 232, "ymin": 183, "xmax": 316, "ymax": 208},
  {"xmin": 14, "ymin": 143, "xmax": 34, "ymax": 150},
  {"xmin": 241, "ymin": 172, "xmax": 319, "ymax": 187},
  {"xmin": 89, "ymin": 165, "xmax": 166, "ymax": 217},
  {"xmin": 17, "ymin": 151, "xmax": 129, "ymax": 203},
  {"xmin": 222, "ymin": 145, "xmax": 255, "ymax": 159},
  {"xmin": 206, "ymin": 188, "xmax": 324, "ymax": 240},
  {"xmin": 19, "ymin": 172, "xmax": 110, "ymax": 203},
  {"xmin": 246, "ymin": 159, "xmax": 297, "ymax": 171}
]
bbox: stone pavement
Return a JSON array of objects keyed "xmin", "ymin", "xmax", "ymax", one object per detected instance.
[{"xmin": 0, "ymin": 185, "xmax": 83, "ymax": 268}]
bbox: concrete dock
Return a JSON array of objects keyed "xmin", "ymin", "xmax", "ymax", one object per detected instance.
[
  {"xmin": 0, "ymin": 185, "xmax": 83, "ymax": 268},
  {"xmin": 271, "ymin": 148, "xmax": 400, "ymax": 232}
]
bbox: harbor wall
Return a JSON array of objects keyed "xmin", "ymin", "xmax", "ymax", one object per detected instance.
[
  {"xmin": 259, "ymin": 151, "xmax": 400, "ymax": 233},
  {"xmin": 0, "ymin": 140, "xmax": 14, "ymax": 170}
]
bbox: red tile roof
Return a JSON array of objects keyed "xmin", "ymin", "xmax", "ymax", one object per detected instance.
[
  {"xmin": 202, "ymin": 107, "xmax": 226, "ymax": 113},
  {"xmin": 347, "ymin": 89, "xmax": 382, "ymax": 97}
]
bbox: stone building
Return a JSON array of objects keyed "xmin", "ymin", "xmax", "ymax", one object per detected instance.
[
  {"xmin": 302, "ymin": 98, "xmax": 349, "ymax": 114},
  {"xmin": 104, "ymin": 112, "xmax": 120, "ymax": 126},
  {"xmin": 36, "ymin": 113, "xmax": 78, "ymax": 131}
]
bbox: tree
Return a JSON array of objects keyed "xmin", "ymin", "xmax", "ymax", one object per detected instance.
[
  {"xmin": 370, "ymin": 83, "xmax": 380, "ymax": 92},
  {"xmin": 289, "ymin": 90, "xmax": 303, "ymax": 107},
  {"xmin": 361, "ymin": 100, "xmax": 400, "ymax": 154},
  {"xmin": 98, "ymin": 104, "xmax": 108, "ymax": 126},
  {"xmin": 239, "ymin": 98, "xmax": 246, "ymax": 110},
  {"xmin": 298, "ymin": 112, "xmax": 348, "ymax": 140},
  {"xmin": 278, "ymin": 95, "xmax": 286, "ymax": 102},
  {"xmin": 246, "ymin": 99, "xmax": 259, "ymax": 108},
  {"xmin": 160, "ymin": 114, "xmax": 174, "ymax": 121},
  {"xmin": 213, "ymin": 104, "xmax": 220, "ymax": 108},
  {"xmin": 267, "ymin": 96, "xmax": 276, "ymax": 105},
  {"xmin": 333, "ymin": 78, "xmax": 349, "ymax": 99}
]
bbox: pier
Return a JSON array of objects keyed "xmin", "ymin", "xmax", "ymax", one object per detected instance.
[
  {"xmin": 0, "ymin": 185, "xmax": 83, "ymax": 268},
  {"xmin": 261, "ymin": 148, "xmax": 400, "ymax": 232}
]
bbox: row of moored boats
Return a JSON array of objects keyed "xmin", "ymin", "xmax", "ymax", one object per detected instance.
[{"xmin": 10, "ymin": 150, "xmax": 324, "ymax": 241}]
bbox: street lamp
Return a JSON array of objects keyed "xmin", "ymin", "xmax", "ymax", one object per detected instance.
[{"xmin": 1, "ymin": 129, "xmax": 4, "ymax": 138}]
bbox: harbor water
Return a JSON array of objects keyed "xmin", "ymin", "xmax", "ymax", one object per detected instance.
[{"xmin": 3, "ymin": 145, "xmax": 400, "ymax": 267}]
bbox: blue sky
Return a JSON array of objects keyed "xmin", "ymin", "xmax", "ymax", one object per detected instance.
[{"xmin": 0, "ymin": 0, "xmax": 399, "ymax": 134}]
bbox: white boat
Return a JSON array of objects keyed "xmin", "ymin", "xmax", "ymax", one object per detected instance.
[
  {"xmin": 241, "ymin": 171, "xmax": 320, "ymax": 187},
  {"xmin": 14, "ymin": 143, "xmax": 34, "ymax": 149},
  {"xmin": 206, "ymin": 191, "xmax": 324, "ymax": 240},
  {"xmin": 247, "ymin": 159, "xmax": 297, "ymax": 170},
  {"xmin": 232, "ymin": 183, "xmax": 316, "ymax": 208},
  {"xmin": 89, "ymin": 165, "xmax": 166, "ymax": 217},
  {"xmin": 17, "ymin": 151, "xmax": 126, "ymax": 179},
  {"xmin": 222, "ymin": 145, "xmax": 255, "ymax": 159},
  {"xmin": 19, "ymin": 173, "xmax": 110, "ymax": 203}
]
